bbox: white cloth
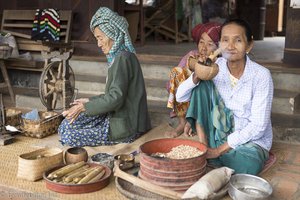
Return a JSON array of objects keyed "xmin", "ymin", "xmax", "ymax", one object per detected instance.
[
  {"xmin": 182, "ymin": 167, "xmax": 234, "ymax": 199},
  {"xmin": 176, "ymin": 56, "xmax": 274, "ymax": 151}
]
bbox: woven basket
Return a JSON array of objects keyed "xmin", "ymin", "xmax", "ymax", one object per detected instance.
[
  {"xmin": 17, "ymin": 148, "xmax": 63, "ymax": 181},
  {"xmin": 5, "ymin": 108, "xmax": 22, "ymax": 126},
  {"xmin": 0, "ymin": 44, "xmax": 12, "ymax": 59},
  {"xmin": 22, "ymin": 111, "xmax": 62, "ymax": 139}
]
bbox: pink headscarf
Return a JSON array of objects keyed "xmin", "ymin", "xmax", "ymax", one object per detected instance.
[{"xmin": 192, "ymin": 22, "xmax": 221, "ymax": 45}]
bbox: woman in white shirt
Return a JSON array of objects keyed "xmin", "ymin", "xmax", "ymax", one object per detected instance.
[{"xmin": 176, "ymin": 19, "xmax": 274, "ymax": 175}]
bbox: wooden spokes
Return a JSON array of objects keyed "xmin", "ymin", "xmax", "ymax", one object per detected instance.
[{"xmin": 39, "ymin": 61, "xmax": 75, "ymax": 111}]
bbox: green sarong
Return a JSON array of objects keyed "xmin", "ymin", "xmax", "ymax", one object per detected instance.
[{"xmin": 186, "ymin": 81, "xmax": 269, "ymax": 175}]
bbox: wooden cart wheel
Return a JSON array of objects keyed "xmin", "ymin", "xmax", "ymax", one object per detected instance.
[{"xmin": 39, "ymin": 61, "xmax": 75, "ymax": 111}]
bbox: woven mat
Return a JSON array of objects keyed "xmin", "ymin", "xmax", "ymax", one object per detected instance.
[
  {"xmin": 0, "ymin": 123, "xmax": 174, "ymax": 200},
  {"xmin": 0, "ymin": 122, "xmax": 281, "ymax": 200}
]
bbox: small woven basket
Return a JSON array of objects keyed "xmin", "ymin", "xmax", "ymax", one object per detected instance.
[
  {"xmin": 5, "ymin": 108, "xmax": 22, "ymax": 126},
  {"xmin": 17, "ymin": 148, "xmax": 63, "ymax": 181},
  {"xmin": 0, "ymin": 44, "xmax": 12, "ymax": 59},
  {"xmin": 22, "ymin": 111, "xmax": 62, "ymax": 139}
]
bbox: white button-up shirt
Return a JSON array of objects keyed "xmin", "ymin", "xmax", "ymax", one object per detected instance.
[{"xmin": 176, "ymin": 56, "xmax": 274, "ymax": 151}]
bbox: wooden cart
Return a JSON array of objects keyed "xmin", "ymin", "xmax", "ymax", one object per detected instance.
[{"xmin": 1, "ymin": 9, "xmax": 75, "ymax": 111}]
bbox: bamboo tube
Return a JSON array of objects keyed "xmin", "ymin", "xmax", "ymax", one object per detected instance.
[
  {"xmin": 73, "ymin": 167, "xmax": 95, "ymax": 183},
  {"xmin": 63, "ymin": 165, "xmax": 90, "ymax": 183},
  {"xmin": 87, "ymin": 170, "xmax": 106, "ymax": 183},
  {"xmin": 78, "ymin": 166, "xmax": 104, "ymax": 184},
  {"xmin": 54, "ymin": 161, "xmax": 86, "ymax": 178},
  {"xmin": 47, "ymin": 163, "xmax": 75, "ymax": 179}
]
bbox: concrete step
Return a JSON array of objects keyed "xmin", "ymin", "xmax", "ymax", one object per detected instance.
[
  {"xmin": 75, "ymin": 74, "xmax": 300, "ymax": 114},
  {"xmin": 4, "ymin": 87, "xmax": 300, "ymax": 144},
  {"xmin": 12, "ymin": 83, "xmax": 300, "ymax": 122},
  {"xmin": 11, "ymin": 87, "xmax": 300, "ymax": 128},
  {"xmin": 272, "ymin": 89, "xmax": 300, "ymax": 114},
  {"xmin": 9, "ymin": 87, "xmax": 169, "ymax": 126},
  {"xmin": 70, "ymin": 60, "xmax": 172, "ymax": 82},
  {"xmin": 263, "ymin": 63, "xmax": 300, "ymax": 93},
  {"xmin": 70, "ymin": 59, "xmax": 300, "ymax": 92},
  {"xmin": 272, "ymin": 113, "xmax": 300, "ymax": 144},
  {"xmin": 75, "ymin": 74, "xmax": 169, "ymax": 102}
]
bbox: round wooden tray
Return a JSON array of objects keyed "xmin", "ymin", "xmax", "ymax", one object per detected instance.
[{"xmin": 43, "ymin": 163, "xmax": 111, "ymax": 194}]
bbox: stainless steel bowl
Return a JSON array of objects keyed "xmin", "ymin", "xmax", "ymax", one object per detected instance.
[
  {"xmin": 91, "ymin": 153, "xmax": 114, "ymax": 169},
  {"xmin": 228, "ymin": 174, "xmax": 273, "ymax": 200},
  {"xmin": 114, "ymin": 154, "xmax": 135, "ymax": 170}
]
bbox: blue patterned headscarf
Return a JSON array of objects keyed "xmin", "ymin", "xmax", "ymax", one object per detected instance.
[{"xmin": 90, "ymin": 7, "xmax": 135, "ymax": 64}]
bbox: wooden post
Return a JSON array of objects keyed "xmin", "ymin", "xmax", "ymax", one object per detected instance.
[
  {"xmin": 283, "ymin": 0, "xmax": 300, "ymax": 66},
  {"xmin": 0, "ymin": 60, "xmax": 15, "ymax": 103}
]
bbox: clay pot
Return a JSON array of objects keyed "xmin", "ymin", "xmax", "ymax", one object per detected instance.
[
  {"xmin": 139, "ymin": 138, "xmax": 207, "ymax": 192},
  {"xmin": 64, "ymin": 147, "xmax": 88, "ymax": 164}
]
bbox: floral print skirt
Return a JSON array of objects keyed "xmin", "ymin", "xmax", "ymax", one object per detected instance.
[
  {"xmin": 167, "ymin": 66, "xmax": 191, "ymax": 117},
  {"xmin": 58, "ymin": 112, "xmax": 140, "ymax": 147}
]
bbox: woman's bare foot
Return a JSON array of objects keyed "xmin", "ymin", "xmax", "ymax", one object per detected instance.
[{"xmin": 165, "ymin": 117, "xmax": 186, "ymax": 138}]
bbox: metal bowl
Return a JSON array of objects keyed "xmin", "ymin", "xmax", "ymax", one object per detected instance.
[
  {"xmin": 228, "ymin": 174, "xmax": 273, "ymax": 200},
  {"xmin": 91, "ymin": 153, "xmax": 114, "ymax": 169},
  {"xmin": 114, "ymin": 154, "xmax": 135, "ymax": 170}
]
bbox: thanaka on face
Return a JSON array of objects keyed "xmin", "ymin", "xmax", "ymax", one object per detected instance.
[
  {"xmin": 93, "ymin": 27, "xmax": 114, "ymax": 55},
  {"xmin": 219, "ymin": 23, "xmax": 253, "ymax": 62},
  {"xmin": 197, "ymin": 32, "xmax": 218, "ymax": 61}
]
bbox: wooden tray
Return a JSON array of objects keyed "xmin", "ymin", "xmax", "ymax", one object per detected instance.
[
  {"xmin": 43, "ymin": 163, "xmax": 111, "ymax": 194},
  {"xmin": 116, "ymin": 177, "xmax": 229, "ymax": 200}
]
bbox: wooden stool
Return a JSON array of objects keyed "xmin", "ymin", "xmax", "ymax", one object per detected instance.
[{"xmin": 0, "ymin": 60, "xmax": 15, "ymax": 103}]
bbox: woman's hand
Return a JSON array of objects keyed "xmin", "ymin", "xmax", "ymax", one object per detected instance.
[
  {"xmin": 70, "ymin": 98, "xmax": 89, "ymax": 106},
  {"xmin": 197, "ymin": 55, "xmax": 206, "ymax": 64},
  {"xmin": 192, "ymin": 73, "xmax": 201, "ymax": 84},
  {"xmin": 183, "ymin": 122, "xmax": 196, "ymax": 137},
  {"xmin": 62, "ymin": 102, "xmax": 86, "ymax": 124},
  {"xmin": 187, "ymin": 55, "xmax": 197, "ymax": 71},
  {"xmin": 206, "ymin": 147, "xmax": 221, "ymax": 159},
  {"xmin": 206, "ymin": 142, "xmax": 231, "ymax": 159}
]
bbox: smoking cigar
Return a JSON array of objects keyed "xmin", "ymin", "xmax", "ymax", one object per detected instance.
[{"xmin": 202, "ymin": 48, "xmax": 221, "ymax": 66}]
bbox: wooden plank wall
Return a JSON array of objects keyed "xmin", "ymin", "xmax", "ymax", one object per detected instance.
[{"xmin": 0, "ymin": 0, "xmax": 125, "ymax": 57}]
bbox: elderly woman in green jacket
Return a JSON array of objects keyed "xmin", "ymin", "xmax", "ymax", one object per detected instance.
[{"xmin": 58, "ymin": 7, "xmax": 151, "ymax": 147}]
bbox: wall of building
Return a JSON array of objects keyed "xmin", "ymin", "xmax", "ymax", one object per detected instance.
[
  {"xmin": 0, "ymin": 0, "xmax": 125, "ymax": 57},
  {"xmin": 283, "ymin": 0, "xmax": 300, "ymax": 66}
]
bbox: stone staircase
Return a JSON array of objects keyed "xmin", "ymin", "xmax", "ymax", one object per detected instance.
[
  {"xmin": 265, "ymin": 64, "xmax": 300, "ymax": 143},
  {"xmin": 5, "ymin": 55, "xmax": 300, "ymax": 144}
]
